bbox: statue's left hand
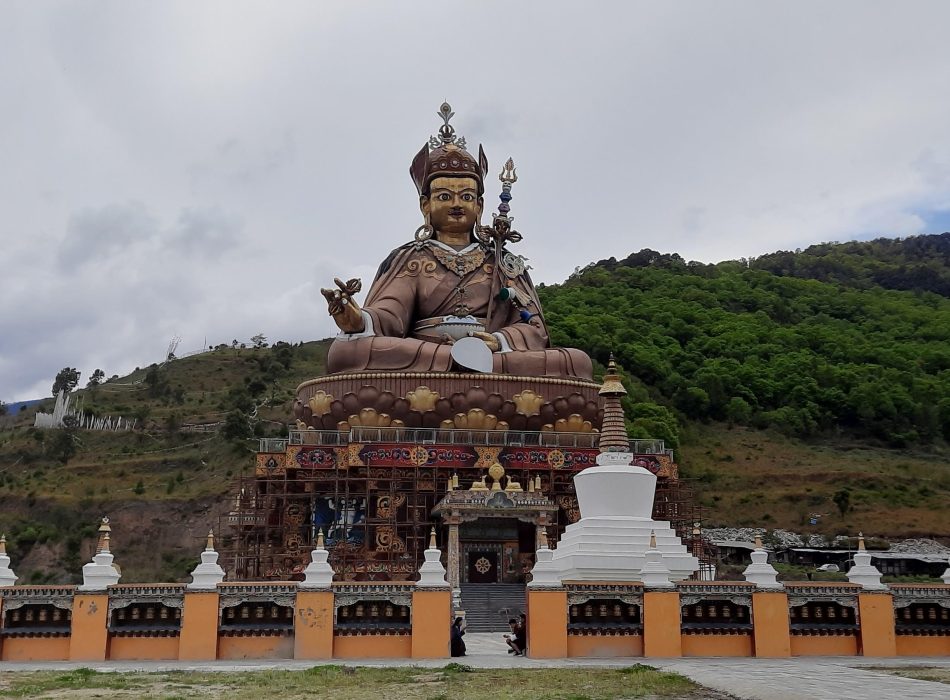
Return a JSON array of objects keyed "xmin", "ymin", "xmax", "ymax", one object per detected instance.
[{"xmin": 472, "ymin": 331, "xmax": 502, "ymax": 352}]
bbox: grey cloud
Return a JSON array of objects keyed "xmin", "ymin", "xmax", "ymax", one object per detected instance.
[
  {"xmin": 57, "ymin": 202, "xmax": 158, "ymax": 270},
  {"xmin": 170, "ymin": 207, "xmax": 244, "ymax": 256}
]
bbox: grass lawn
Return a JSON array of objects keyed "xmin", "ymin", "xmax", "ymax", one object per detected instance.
[
  {"xmin": 0, "ymin": 664, "xmax": 723, "ymax": 699},
  {"xmin": 877, "ymin": 666, "xmax": 950, "ymax": 685}
]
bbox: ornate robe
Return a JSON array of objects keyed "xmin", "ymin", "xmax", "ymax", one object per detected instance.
[{"xmin": 326, "ymin": 239, "xmax": 593, "ymax": 379}]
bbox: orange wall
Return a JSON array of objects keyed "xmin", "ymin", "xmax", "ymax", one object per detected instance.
[
  {"xmin": 682, "ymin": 633, "xmax": 753, "ymax": 657},
  {"xmin": 294, "ymin": 590, "xmax": 334, "ymax": 660},
  {"xmin": 526, "ymin": 589, "xmax": 568, "ymax": 658},
  {"xmin": 643, "ymin": 591, "xmax": 681, "ymax": 658},
  {"xmin": 895, "ymin": 635, "xmax": 950, "ymax": 656},
  {"xmin": 178, "ymin": 592, "xmax": 219, "ymax": 660},
  {"xmin": 218, "ymin": 634, "xmax": 294, "ymax": 660},
  {"xmin": 69, "ymin": 594, "xmax": 109, "ymax": 661},
  {"xmin": 790, "ymin": 634, "xmax": 858, "ymax": 656},
  {"xmin": 333, "ymin": 634, "xmax": 412, "ymax": 658},
  {"xmin": 1, "ymin": 636, "xmax": 71, "ymax": 661},
  {"xmin": 567, "ymin": 634, "xmax": 642, "ymax": 657},
  {"xmin": 411, "ymin": 590, "xmax": 451, "ymax": 659},
  {"xmin": 108, "ymin": 636, "xmax": 180, "ymax": 660},
  {"xmin": 751, "ymin": 592, "xmax": 790, "ymax": 658},
  {"xmin": 857, "ymin": 593, "xmax": 896, "ymax": 657}
]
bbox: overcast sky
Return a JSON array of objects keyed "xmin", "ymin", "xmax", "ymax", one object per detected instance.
[{"xmin": 2, "ymin": 1, "xmax": 950, "ymax": 403}]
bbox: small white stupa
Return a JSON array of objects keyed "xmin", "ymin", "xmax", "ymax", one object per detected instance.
[
  {"xmin": 639, "ymin": 531, "xmax": 674, "ymax": 588},
  {"xmin": 417, "ymin": 528, "xmax": 449, "ymax": 587},
  {"xmin": 528, "ymin": 529, "xmax": 562, "ymax": 588},
  {"xmin": 550, "ymin": 358, "xmax": 699, "ymax": 582},
  {"xmin": 300, "ymin": 529, "xmax": 335, "ymax": 589},
  {"xmin": 743, "ymin": 534, "xmax": 782, "ymax": 589},
  {"xmin": 0, "ymin": 534, "xmax": 18, "ymax": 587},
  {"xmin": 79, "ymin": 518, "xmax": 121, "ymax": 591},
  {"xmin": 846, "ymin": 533, "xmax": 886, "ymax": 590},
  {"xmin": 187, "ymin": 529, "xmax": 226, "ymax": 590}
]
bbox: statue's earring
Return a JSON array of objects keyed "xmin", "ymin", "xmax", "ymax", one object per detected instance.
[
  {"xmin": 415, "ymin": 212, "xmax": 434, "ymax": 242},
  {"xmin": 474, "ymin": 211, "xmax": 493, "ymax": 245}
]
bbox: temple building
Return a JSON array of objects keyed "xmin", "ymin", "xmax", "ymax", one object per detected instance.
[{"xmin": 222, "ymin": 104, "xmax": 703, "ymax": 596}]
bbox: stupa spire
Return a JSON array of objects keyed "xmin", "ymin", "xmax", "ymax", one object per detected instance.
[{"xmin": 598, "ymin": 354, "xmax": 630, "ymax": 452}]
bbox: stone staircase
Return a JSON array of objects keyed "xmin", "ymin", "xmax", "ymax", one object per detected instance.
[{"xmin": 459, "ymin": 583, "xmax": 526, "ymax": 632}]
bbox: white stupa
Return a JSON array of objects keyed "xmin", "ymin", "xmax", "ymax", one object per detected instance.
[
  {"xmin": 416, "ymin": 528, "xmax": 449, "ymax": 587},
  {"xmin": 300, "ymin": 529, "xmax": 335, "ymax": 589},
  {"xmin": 0, "ymin": 534, "xmax": 18, "ymax": 587},
  {"xmin": 79, "ymin": 518, "xmax": 121, "ymax": 591},
  {"xmin": 187, "ymin": 530, "xmax": 226, "ymax": 590},
  {"xmin": 743, "ymin": 534, "xmax": 782, "ymax": 589},
  {"xmin": 550, "ymin": 358, "xmax": 699, "ymax": 582},
  {"xmin": 846, "ymin": 533, "xmax": 886, "ymax": 590}
]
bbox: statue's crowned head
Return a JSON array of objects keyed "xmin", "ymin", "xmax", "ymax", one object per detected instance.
[
  {"xmin": 410, "ymin": 102, "xmax": 489, "ymax": 196},
  {"xmin": 411, "ymin": 103, "xmax": 489, "ymax": 237}
]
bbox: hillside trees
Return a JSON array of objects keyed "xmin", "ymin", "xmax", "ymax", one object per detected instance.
[
  {"xmin": 51, "ymin": 367, "xmax": 80, "ymax": 396},
  {"xmin": 541, "ymin": 238, "xmax": 950, "ymax": 446}
]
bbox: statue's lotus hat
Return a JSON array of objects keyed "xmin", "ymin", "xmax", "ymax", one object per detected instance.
[{"xmin": 410, "ymin": 102, "xmax": 489, "ymax": 196}]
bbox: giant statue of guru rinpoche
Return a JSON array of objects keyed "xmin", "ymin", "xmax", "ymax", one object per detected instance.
[{"xmin": 321, "ymin": 104, "xmax": 593, "ymax": 381}]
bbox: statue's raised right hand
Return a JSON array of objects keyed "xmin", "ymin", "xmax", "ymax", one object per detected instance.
[{"xmin": 320, "ymin": 277, "xmax": 365, "ymax": 334}]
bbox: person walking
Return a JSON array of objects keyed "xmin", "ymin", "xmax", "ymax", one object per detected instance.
[{"xmin": 450, "ymin": 616, "xmax": 466, "ymax": 657}]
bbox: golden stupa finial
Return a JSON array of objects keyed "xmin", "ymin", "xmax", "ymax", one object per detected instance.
[
  {"xmin": 0, "ymin": 534, "xmax": 6, "ymax": 555},
  {"xmin": 316, "ymin": 529, "xmax": 325, "ymax": 550},
  {"xmin": 538, "ymin": 528, "xmax": 548, "ymax": 549},
  {"xmin": 754, "ymin": 534, "xmax": 763, "ymax": 549},
  {"xmin": 488, "ymin": 462, "xmax": 505, "ymax": 491},
  {"xmin": 649, "ymin": 530, "xmax": 657, "ymax": 549},
  {"xmin": 692, "ymin": 522, "xmax": 701, "ymax": 536},
  {"xmin": 429, "ymin": 527, "xmax": 437, "ymax": 550},
  {"xmin": 858, "ymin": 532, "xmax": 866, "ymax": 551},
  {"xmin": 96, "ymin": 516, "xmax": 112, "ymax": 554},
  {"xmin": 206, "ymin": 529, "xmax": 215, "ymax": 551},
  {"xmin": 598, "ymin": 353, "xmax": 627, "ymax": 397},
  {"xmin": 101, "ymin": 532, "xmax": 111, "ymax": 554}
]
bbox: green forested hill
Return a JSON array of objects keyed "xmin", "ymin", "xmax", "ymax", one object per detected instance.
[{"xmin": 539, "ymin": 234, "xmax": 950, "ymax": 448}]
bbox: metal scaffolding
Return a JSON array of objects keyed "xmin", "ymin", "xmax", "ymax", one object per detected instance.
[{"xmin": 220, "ymin": 431, "xmax": 707, "ymax": 582}]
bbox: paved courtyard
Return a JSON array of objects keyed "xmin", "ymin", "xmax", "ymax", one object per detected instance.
[{"xmin": 0, "ymin": 634, "xmax": 948, "ymax": 699}]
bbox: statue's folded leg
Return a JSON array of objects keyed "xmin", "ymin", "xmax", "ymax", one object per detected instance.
[
  {"xmin": 328, "ymin": 337, "xmax": 593, "ymax": 380},
  {"xmin": 494, "ymin": 348, "xmax": 594, "ymax": 380},
  {"xmin": 327, "ymin": 336, "xmax": 455, "ymax": 373}
]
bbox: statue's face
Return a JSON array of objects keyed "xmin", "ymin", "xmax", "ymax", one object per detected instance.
[{"xmin": 422, "ymin": 176, "xmax": 483, "ymax": 236}]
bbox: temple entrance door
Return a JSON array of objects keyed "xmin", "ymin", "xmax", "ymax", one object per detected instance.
[{"xmin": 467, "ymin": 551, "xmax": 499, "ymax": 583}]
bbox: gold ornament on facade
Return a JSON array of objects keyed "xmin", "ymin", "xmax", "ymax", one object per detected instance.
[
  {"xmin": 407, "ymin": 386, "xmax": 439, "ymax": 412},
  {"xmin": 409, "ymin": 446, "xmax": 429, "ymax": 466},
  {"xmin": 308, "ymin": 390, "xmax": 334, "ymax": 417},
  {"xmin": 375, "ymin": 494, "xmax": 407, "ymax": 520},
  {"xmin": 470, "ymin": 475, "xmax": 489, "ymax": 491},
  {"xmin": 375, "ymin": 525, "xmax": 406, "ymax": 552},
  {"xmin": 488, "ymin": 462, "xmax": 505, "ymax": 491},
  {"xmin": 452, "ymin": 408, "xmax": 498, "ymax": 430},
  {"xmin": 512, "ymin": 389, "xmax": 543, "ymax": 417},
  {"xmin": 553, "ymin": 414, "xmax": 593, "ymax": 432},
  {"xmin": 547, "ymin": 449, "xmax": 566, "ymax": 469},
  {"xmin": 346, "ymin": 408, "xmax": 396, "ymax": 428},
  {"xmin": 474, "ymin": 446, "xmax": 501, "ymax": 468}
]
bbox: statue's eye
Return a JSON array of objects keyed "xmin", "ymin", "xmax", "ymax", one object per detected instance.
[
  {"xmin": 462, "ymin": 194, "xmax": 474, "ymax": 202},
  {"xmin": 438, "ymin": 193, "xmax": 451, "ymax": 201}
]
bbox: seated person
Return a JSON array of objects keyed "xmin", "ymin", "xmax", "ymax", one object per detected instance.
[
  {"xmin": 321, "ymin": 105, "xmax": 592, "ymax": 380},
  {"xmin": 504, "ymin": 617, "xmax": 525, "ymax": 656},
  {"xmin": 450, "ymin": 616, "xmax": 466, "ymax": 657}
]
